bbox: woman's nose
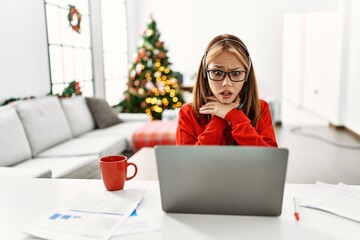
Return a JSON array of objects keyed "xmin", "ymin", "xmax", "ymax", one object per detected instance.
[{"xmin": 222, "ymin": 75, "xmax": 232, "ymax": 86}]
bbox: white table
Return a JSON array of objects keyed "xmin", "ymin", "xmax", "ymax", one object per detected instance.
[
  {"xmin": 0, "ymin": 178, "xmax": 359, "ymax": 240},
  {"xmin": 128, "ymin": 147, "xmax": 158, "ymax": 180}
]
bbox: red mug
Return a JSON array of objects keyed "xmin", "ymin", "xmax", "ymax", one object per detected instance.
[{"xmin": 99, "ymin": 155, "xmax": 138, "ymax": 191}]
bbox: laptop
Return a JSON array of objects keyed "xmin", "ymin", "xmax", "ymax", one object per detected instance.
[{"xmin": 155, "ymin": 146, "xmax": 288, "ymax": 216}]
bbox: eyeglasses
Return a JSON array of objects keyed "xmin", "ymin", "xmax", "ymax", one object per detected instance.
[{"xmin": 206, "ymin": 69, "xmax": 246, "ymax": 82}]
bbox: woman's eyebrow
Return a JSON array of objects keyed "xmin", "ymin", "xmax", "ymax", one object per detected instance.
[
  {"xmin": 212, "ymin": 65, "xmax": 225, "ymax": 69},
  {"xmin": 229, "ymin": 67, "xmax": 243, "ymax": 71},
  {"xmin": 212, "ymin": 65, "xmax": 243, "ymax": 71}
]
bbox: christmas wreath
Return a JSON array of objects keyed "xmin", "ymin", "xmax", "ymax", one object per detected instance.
[{"xmin": 67, "ymin": 5, "xmax": 81, "ymax": 33}]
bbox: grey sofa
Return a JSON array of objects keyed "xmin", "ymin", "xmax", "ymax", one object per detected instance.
[{"xmin": 0, "ymin": 96, "xmax": 148, "ymax": 179}]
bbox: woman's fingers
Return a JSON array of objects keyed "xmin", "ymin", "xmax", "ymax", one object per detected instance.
[
  {"xmin": 199, "ymin": 106, "xmax": 213, "ymax": 112},
  {"xmin": 202, "ymin": 102, "xmax": 215, "ymax": 108},
  {"xmin": 199, "ymin": 108, "xmax": 213, "ymax": 115}
]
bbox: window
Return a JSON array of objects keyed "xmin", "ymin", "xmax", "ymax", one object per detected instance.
[
  {"xmin": 45, "ymin": 0, "xmax": 93, "ymax": 96},
  {"xmin": 101, "ymin": 0, "xmax": 129, "ymax": 106}
]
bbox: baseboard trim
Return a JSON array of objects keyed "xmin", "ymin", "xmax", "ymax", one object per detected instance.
[{"xmin": 329, "ymin": 123, "xmax": 360, "ymax": 141}]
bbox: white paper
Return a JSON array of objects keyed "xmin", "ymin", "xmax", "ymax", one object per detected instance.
[
  {"xmin": 113, "ymin": 200, "xmax": 159, "ymax": 237},
  {"xmin": 300, "ymin": 181, "xmax": 360, "ymax": 222},
  {"xmin": 23, "ymin": 189, "xmax": 144, "ymax": 240}
]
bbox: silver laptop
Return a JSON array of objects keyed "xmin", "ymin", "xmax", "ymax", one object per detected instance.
[{"xmin": 155, "ymin": 146, "xmax": 288, "ymax": 216}]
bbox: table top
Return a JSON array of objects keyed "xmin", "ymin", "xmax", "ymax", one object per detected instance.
[
  {"xmin": 0, "ymin": 178, "xmax": 359, "ymax": 240},
  {"xmin": 128, "ymin": 147, "xmax": 158, "ymax": 180}
]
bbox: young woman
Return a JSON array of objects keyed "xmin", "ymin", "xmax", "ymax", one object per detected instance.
[{"xmin": 176, "ymin": 34, "xmax": 277, "ymax": 147}]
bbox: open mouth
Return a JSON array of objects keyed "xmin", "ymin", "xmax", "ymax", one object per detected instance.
[{"xmin": 220, "ymin": 91, "xmax": 233, "ymax": 97}]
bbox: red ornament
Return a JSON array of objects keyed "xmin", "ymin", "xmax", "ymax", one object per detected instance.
[
  {"xmin": 139, "ymin": 48, "xmax": 146, "ymax": 57},
  {"xmin": 134, "ymin": 55, "xmax": 141, "ymax": 63},
  {"xmin": 158, "ymin": 52, "xmax": 165, "ymax": 59},
  {"xmin": 74, "ymin": 82, "xmax": 81, "ymax": 94},
  {"xmin": 130, "ymin": 71, "xmax": 136, "ymax": 80},
  {"xmin": 141, "ymin": 101, "xmax": 147, "ymax": 108},
  {"xmin": 155, "ymin": 41, "xmax": 163, "ymax": 48}
]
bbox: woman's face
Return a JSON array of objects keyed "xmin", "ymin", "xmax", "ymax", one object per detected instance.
[{"xmin": 207, "ymin": 51, "xmax": 245, "ymax": 104}]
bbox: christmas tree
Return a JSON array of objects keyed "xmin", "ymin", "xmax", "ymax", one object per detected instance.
[{"xmin": 118, "ymin": 17, "xmax": 184, "ymax": 120}]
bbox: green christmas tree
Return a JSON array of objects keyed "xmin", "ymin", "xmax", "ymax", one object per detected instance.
[{"xmin": 118, "ymin": 17, "xmax": 184, "ymax": 120}]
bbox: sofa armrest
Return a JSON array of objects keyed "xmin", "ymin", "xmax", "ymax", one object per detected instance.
[{"xmin": 118, "ymin": 113, "xmax": 149, "ymax": 122}]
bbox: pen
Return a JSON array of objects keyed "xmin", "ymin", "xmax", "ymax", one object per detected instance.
[{"xmin": 293, "ymin": 197, "xmax": 300, "ymax": 221}]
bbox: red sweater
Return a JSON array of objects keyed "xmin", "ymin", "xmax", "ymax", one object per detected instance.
[{"xmin": 176, "ymin": 100, "xmax": 277, "ymax": 147}]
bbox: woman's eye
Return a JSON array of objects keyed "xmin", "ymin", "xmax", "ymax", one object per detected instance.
[
  {"xmin": 231, "ymin": 71, "xmax": 241, "ymax": 76},
  {"xmin": 214, "ymin": 70, "xmax": 223, "ymax": 76}
]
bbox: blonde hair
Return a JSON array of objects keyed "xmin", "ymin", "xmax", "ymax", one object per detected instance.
[{"xmin": 192, "ymin": 34, "xmax": 260, "ymax": 126}]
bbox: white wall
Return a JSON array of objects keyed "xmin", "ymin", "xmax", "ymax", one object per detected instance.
[
  {"xmin": 282, "ymin": 13, "xmax": 304, "ymax": 106},
  {"xmin": 0, "ymin": 0, "xmax": 50, "ymax": 102},
  {"xmin": 282, "ymin": 0, "xmax": 360, "ymax": 134},
  {"xmin": 344, "ymin": 0, "xmax": 360, "ymax": 134}
]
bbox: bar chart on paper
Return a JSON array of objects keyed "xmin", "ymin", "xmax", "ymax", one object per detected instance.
[
  {"xmin": 23, "ymin": 190, "xmax": 144, "ymax": 240},
  {"xmin": 49, "ymin": 213, "xmax": 82, "ymax": 220}
]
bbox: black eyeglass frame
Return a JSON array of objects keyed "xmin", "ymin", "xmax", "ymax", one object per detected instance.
[{"xmin": 206, "ymin": 69, "xmax": 247, "ymax": 82}]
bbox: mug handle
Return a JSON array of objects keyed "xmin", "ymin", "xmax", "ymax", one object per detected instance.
[{"xmin": 126, "ymin": 162, "xmax": 138, "ymax": 180}]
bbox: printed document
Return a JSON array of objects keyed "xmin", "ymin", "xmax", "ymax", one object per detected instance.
[
  {"xmin": 300, "ymin": 181, "xmax": 360, "ymax": 222},
  {"xmin": 113, "ymin": 201, "xmax": 159, "ymax": 237},
  {"xmin": 22, "ymin": 189, "xmax": 144, "ymax": 240}
]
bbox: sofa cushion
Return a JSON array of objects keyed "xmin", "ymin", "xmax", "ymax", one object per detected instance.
[
  {"xmin": 36, "ymin": 136, "xmax": 126, "ymax": 158},
  {"xmin": 0, "ymin": 166, "xmax": 51, "ymax": 178},
  {"xmin": 85, "ymin": 97, "xmax": 122, "ymax": 129},
  {"xmin": 81, "ymin": 121, "xmax": 146, "ymax": 151},
  {"xmin": 15, "ymin": 155, "xmax": 99, "ymax": 178},
  {"xmin": 61, "ymin": 96, "xmax": 95, "ymax": 137},
  {"xmin": 0, "ymin": 105, "xmax": 32, "ymax": 166},
  {"xmin": 15, "ymin": 96, "xmax": 72, "ymax": 156}
]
